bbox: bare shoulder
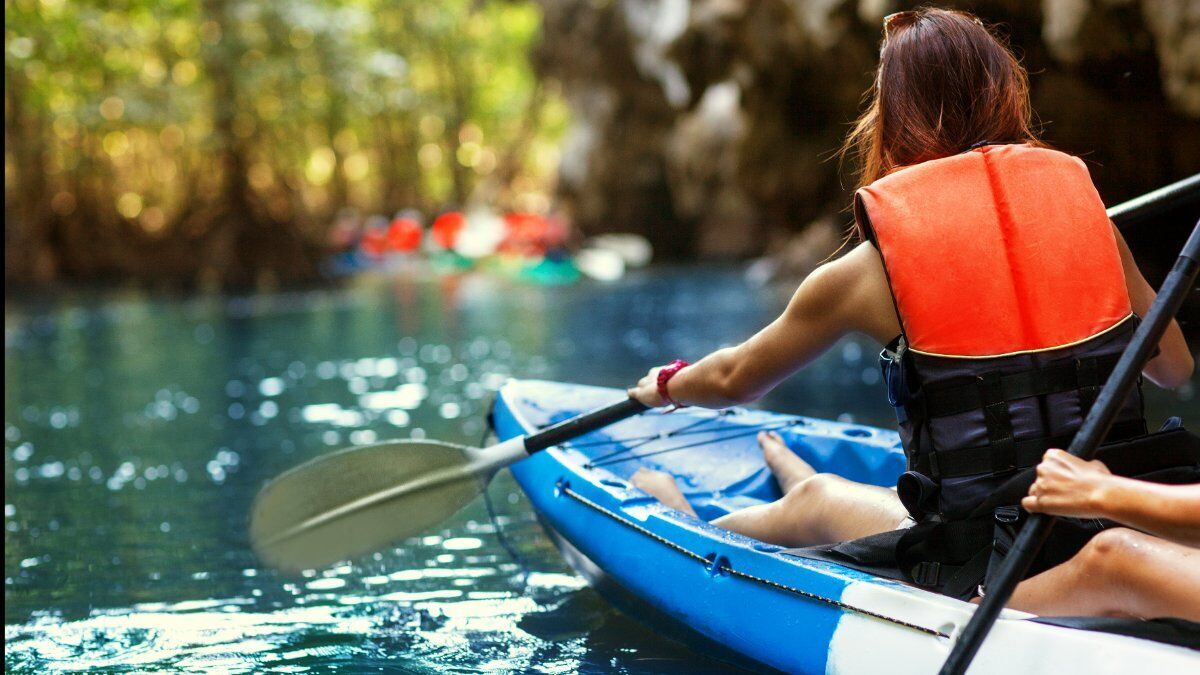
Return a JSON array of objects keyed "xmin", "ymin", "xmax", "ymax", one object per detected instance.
[
  {"xmin": 841, "ymin": 240, "xmax": 887, "ymax": 274},
  {"xmin": 770, "ymin": 241, "xmax": 899, "ymax": 355},
  {"xmin": 793, "ymin": 241, "xmax": 874, "ymax": 288},
  {"xmin": 808, "ymin": 242, "xmax": 898, "ymax": 342},
  {"xmin": 807, "ymin": 241, "xmax": 889, "ymax": 292}
]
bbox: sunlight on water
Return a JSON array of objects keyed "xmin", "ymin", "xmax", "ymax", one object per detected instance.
[
  {"xmin": 6, "ymin": 269, "xmax": 785, "ymax": 673},
  {"xmin": 6, "ymin": 269, "xmax": 1195, "ymax": 672}
]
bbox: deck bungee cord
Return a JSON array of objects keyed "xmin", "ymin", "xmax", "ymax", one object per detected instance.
[
  {"xmin": 570, "ymin": 408, "xmax": 735, "ymax": 449},
  {"xmin": 558, "ymin": 482, "xmax": 950, "ymax": 639},
  {"xmin": 584, "ymin": 420, "xmax": 807, "ymax": 470},
  {"xmin": 586, "ymin": 421, "xmax": 807, "ymax": 469},
  {"xmin": 574, "ymin": 409, "xmax": 732, "ymax": 463},
  {"xmin": 560, "ymin": 408, "xmax": 809, "ymax": 469}
]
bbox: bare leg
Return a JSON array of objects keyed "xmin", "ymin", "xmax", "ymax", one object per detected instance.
[
  {"xmin": 759, "ymin": 431, "xmax": 816, "ymax": 493},
  {"xmin": 713, "ymin": 473, "xmax": 907, "ymax": 547},
  {"xmin": 631, "ymin": 431, "xmax": 908, "ymax": 549},
  {"xmin": 631, "ymin": 468, "xmax": 698, "ymax": 516},
  {"xmin": 1003, "ymin": 528, "xmax": 1200, "ymax": 620},
  {"xmin": 630, "ymin": 431, "xmax": 812, "ymax": 516}
]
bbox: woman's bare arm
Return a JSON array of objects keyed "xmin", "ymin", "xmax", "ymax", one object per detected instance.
[
  {"xmin": 1024, "ymin": 449, "xmax": 1200, "ymax": 547},
  {"xmin": 1112, "ymin": 224, "xmax": 1194, "ymax": 388},
  {"xmin": 628, "ymin": 243, "xmax": 898, "ymax": 408},
  {"xmin": 629, "ymin": 226, "xmax": 1192, "ymax": 408},
  {"xmin": 1093, "ymin": 479, "xmax": 1200, "ymax": 547}
]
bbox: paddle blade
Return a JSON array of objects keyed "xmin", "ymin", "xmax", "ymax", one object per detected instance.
[{"xmin": 249, "ymin": 440, "xmax": 485, "ymax": 573}]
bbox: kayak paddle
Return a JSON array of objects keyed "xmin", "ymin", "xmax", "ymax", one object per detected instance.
[
  {"xmin": 250, "ymin": 396, "xmax": 646, "ymax": 572},
  {"xmin": 940, "ymin": 219, "xmax": 1200, "ymax": 674},
  {"xmin": 1105, "ymin": 172, "xmax": 1199, "ymax": 224}
]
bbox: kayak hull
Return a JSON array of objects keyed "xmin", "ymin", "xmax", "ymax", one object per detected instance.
[
  {"xmin": 540, "ymin": 520, "xmax": 769, "ymax": 671},
  {"xmin": 491, "ymin": 380, "xmax": 1199, "ymax": 674}
]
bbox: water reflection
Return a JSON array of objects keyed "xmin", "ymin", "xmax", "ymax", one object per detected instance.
[{"xmin": 5, "ymin": 268, "xmax": 1195, "ymax": 672}]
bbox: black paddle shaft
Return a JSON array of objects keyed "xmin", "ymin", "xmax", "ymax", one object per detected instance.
[
  {"xmin": 524, "ymin": 397, "xmax": 649, "ymax": 453},
  {"xmin": 940, "ymin": 220, "xmax": 1200, "ymax": 675},
  {"xmin": 1105, "ymin": 173, "xmax": 1200, "ymax": 224}
]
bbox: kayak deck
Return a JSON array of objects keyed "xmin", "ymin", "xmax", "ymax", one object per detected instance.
[
  {"xmin": 491, "ymin": 380, "xmax": 1200, "ymax": 674},
  {"xmin": 495, "ymin": 379, "xmax": 905, "ymax": 520}
]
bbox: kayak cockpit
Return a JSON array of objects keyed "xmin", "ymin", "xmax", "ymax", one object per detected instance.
[{"xmin": 498, "ymin": 379, "xmax": 905, "ymax": 522}]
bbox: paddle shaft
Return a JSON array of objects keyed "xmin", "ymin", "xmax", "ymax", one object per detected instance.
[
  {"xmin": 1105, "ymin": 173, "xmax": 1199, "ymax": 224},
  {"xmin": 524, "ymin": 396, "xmax": 648, "ymax": 453},
  {"xmin": 940, "ymin": 221, "xmax": 1200, "ymax": 675}
]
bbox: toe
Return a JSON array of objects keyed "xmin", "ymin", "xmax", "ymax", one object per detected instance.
[{"xmin": 759, "ymin": 430, "xmax": 785, "ymax": 453}]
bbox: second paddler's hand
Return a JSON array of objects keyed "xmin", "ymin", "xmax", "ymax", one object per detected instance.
[
  {"xmin": 1022, "ymin": 449, "xmax": 1115, "ymax": 519},
  {"xmin": 628, "ymin": 367, "xmax": 669, "ymax": 407}
]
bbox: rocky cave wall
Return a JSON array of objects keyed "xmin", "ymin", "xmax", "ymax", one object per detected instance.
[{"xmin": 534, "ymin": 0, "xmax": 1200, "ymax": 261}]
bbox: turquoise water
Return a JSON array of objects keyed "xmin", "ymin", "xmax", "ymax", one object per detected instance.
[{"xmin": 5, "ymin": 267, "xmax": 1197, "ymax": 673}]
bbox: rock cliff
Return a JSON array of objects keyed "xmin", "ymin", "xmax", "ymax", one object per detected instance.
[{"xmin": 535, "ymin": 0, "xmax": 1200, "ymax": 261}]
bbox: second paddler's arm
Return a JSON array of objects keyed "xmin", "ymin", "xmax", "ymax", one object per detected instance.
[
  {"xmin": 1023, "ymin": 449, "xmax": 1200, "ymax": 547},
  {"xmin": 631, "ymin": 242, "xmax": 898, "ymax": 409}
]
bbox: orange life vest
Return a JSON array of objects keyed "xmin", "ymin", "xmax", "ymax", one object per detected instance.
[
  {"xmin": 856, "ymin": 143, "xmax": 1148, "ymax": 516},
  {"xmin": 856, "ymin": 143, "xmax": 1132, "ymax": 358},
  {"xmin": 850, "ymin": 145, "xmax": 1196, "ymax": 600}
]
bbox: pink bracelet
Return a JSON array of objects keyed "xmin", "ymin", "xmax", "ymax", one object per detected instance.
[{"xmin": 656, "ymin": 360, "xmax": 690, "ymax": 409}]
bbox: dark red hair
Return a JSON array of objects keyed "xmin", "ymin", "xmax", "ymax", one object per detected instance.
[{"xmin": 843, "ymin": 7, "xmax": 1042, "ymax": 188}]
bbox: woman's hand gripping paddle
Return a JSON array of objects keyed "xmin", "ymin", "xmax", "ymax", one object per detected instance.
[{"xmin": 249, "ymin": 397, "xmax": 646, "ymax": 573}]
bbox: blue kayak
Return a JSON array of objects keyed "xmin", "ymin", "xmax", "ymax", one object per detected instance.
[{"xmin": 490, "ymin": 380, "xmax": 1199, "ymax": 674}]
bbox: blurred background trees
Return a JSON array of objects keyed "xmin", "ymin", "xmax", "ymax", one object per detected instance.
[
  {"xmin": 5, "ymin": 0, "xmax": 564, "ymax": 288},
  {"xmin": 6, "ymin": 0, "xmax": 1199, "ymax": 290}
]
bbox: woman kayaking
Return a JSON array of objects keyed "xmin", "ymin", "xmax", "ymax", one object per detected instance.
[{"xmin": 627, "ymin": 7, "xmax": 1198, "ymax": 616}]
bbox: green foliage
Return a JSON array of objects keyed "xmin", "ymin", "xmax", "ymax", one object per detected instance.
[{"xmin": 4, "ymin": 0, "xmax": 563, "ymax": 285}]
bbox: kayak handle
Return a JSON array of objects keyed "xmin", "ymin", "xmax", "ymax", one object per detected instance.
[{"xmin": 525, "ymin": 397, "xmax": 649, "ymax": 454}]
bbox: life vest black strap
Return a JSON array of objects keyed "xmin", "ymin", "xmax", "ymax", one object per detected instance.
[
  {"xmin": 978, "ymin": 372, "xmax": 1017, "ymax": 473},
  {"xmin": 887, "ymin": 428, "xmax": 1200, "ymax": 601},
  {"xmin": 918, "ymin": 353, "xmax": 1121, "ymax": 419},
  {"xmin": 912, "ymin": 419, "xmax": 1148, "ymax": 479}
]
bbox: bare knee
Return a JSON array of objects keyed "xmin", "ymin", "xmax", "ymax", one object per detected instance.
[
  {"xmin": 784, "ymin": 473, "xmax": 843, "ymax": 505},
  {"xmin": 1076, "ymin": 528, "xmax": 1149, "ymax": 582},
  {"xmin": 781, "ymin": 473, "xmax": 848, "ymax": 518}
]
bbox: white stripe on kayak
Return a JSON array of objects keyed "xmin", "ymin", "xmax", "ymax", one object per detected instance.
[{"xmin": 827, "ymin": 580, "xmax": 1200, "ymax": 674}]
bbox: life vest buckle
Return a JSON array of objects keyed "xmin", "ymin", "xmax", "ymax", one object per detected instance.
[
  {"xmin": 926, "ymin": 451, "xmax": 941, "ymax": 478},
  {"xmin": 912, "ymin": 561, "xmax": 942, "ymax": 587},
  {"xmin": 993, "ymin": 505, "xmax": 1021, "ymax": 524}
]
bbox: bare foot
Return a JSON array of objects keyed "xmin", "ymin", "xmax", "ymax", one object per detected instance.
[
  {"xmin": 759, "ymin": 431, "xmax": 816, "ymax": 493},
  {"xmin": 631, "ymin": 468, "xmax": 698, "ymax": 516}
]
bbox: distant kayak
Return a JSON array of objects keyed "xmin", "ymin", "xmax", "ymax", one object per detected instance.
[{"xmin": 491, "ymin": 380, "xmax": 1200, "ymax": 674}]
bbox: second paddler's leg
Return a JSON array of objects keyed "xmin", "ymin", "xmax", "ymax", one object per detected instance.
[{"xmin": 1000, "ymin": 527, "xmax": 1200, "ymax": 621}]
